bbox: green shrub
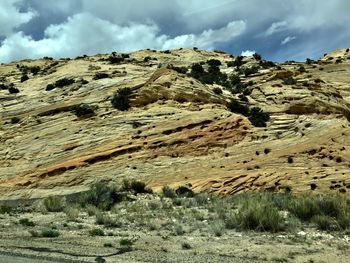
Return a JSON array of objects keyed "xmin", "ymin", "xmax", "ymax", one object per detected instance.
[
  {"xmin": 55, "ymin": 78, "xmax": 75, "ymax": 88},
  {"xmin": 111, "ymin": 88, "xmax": 132, "ymax": 111},
  {"xmin": 312, "ymin": 215, "xmax": 337, "ymax": 231},
  {"xmin": 95, "ymin": 212, "xmax": 120, "ymax": 227},
  {"xmin": 81, "ymin": 181, "xmax": 122, "ymax": 210},
  {"xmin": 119, "ymin": 238, "xmax": 134, "ymax": 247},
  {"xmin": 227, "ymin": 99, "xmax": 249, "ymax": 116},
  {"xmin": 11, "ymin": 117, "xmax": 20, "ymax": 124},
  {"xmin": 121, "ymin": 179, "xmax": 153, "ymax": 194},
  {"xmin": 19, "ymin": 218, "xmax": 35, "ymax": 227},
  {"xmin": 248, "ymin": 107, "xmax": 270, "ymax": 127},
  {"xmin": 0, "ymin": 205, "xmax": 12, "ymax": 214},
  {"xmin": 8, "ymin": 86, "xmax": 20, "ymax": 94},
  {"xmin": 64, "ymin": 206, "xmax": 80, "ymax": 221},
  {"xmin": 236, "ymin": 196, "xmax": 285, "ymax": 232},
  {"xmin": 239, "ymin": 66, "xmax": 259, "ymax": 76},
  {"xmin": 181, "ymin": 242, "xmax": 192, "ymax": 249},
  {"xmin": 282, "ymin": 77, "xmax": 297, "ymax": 85},
  {"xmin": 72, "ymin": 103, "xmax": 97, "ymax": 117},
  {"xmin": 175, "ymin": 186, "xmax": 194, "ymax": 197},
  {"xmin": 41, "ymin": 228, "xmax": 60, "ymax": 238},
  {"xmin": 89, "ymin": 228, "xmax": 105, "ymax": 236},
  {"xmin": 44, "ymin": 196, "xmax": 64, "ymax": 212},
  {"xmin": 253, "ymin": 53, "xmax": 262, "ymax": 61},
  {"xmin": 162, "ymin": 186, "xmax": 176, "ymax": 198},
  {"xmin": 21, "ymin": 74, "xmax": 29, "ymax": 82},
  {"xmin": 93, "ymin": 72, "xmax": 109, "ymax": 80},
  {"xmin": 209, "ymin": 220, "xmax": 225, "ymax": 236},
  {"xmin": 212, "ymin": 87, "xmax": 223, "ymax": 95},
  {"xmin": 171, "ymin": 66, "xmax": 188, "ymax": 74}
]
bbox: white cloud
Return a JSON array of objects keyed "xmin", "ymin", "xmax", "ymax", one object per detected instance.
[
  {"xmin": 0, "ymin": 0, "xmax": 36, "ymax": 36},
  {"xmin": 281, "ymin": 36, "xmax": 296, "ymax": 45},
  {"xmin": 0, "ymin": 13, "xmax": 245, "ymax": 62},
  {"xmin": 265, "ymin": 21, "xmax": 288, "ymax": 36},
  {"xmin": 241, "ymin": 50, "xmax": 255, "ymax": 56}
]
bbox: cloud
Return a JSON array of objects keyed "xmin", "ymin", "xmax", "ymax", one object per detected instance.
[
  {"xmin": 0, "ymin": 13, "xmax": 245, "ymax": 62},
  {"xmin": 241, "ymin": 50, "xmax": 256, "ymax": 56},
  {"xmin": 0, "ymin": 0, "xmax": 350, "ymax": 62},
  {"xmin": 265, "ymin": 21, "xmax": 288, "ymax": 36},
  {"xmin": 0, "ymin": 0, "xmax": 36, "ymax": 36},
  {"xmin": 281, "ymin": 36, "xmax": 296, "ymax": 45}
]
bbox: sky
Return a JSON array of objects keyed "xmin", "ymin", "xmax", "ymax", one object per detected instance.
[{"xmin": 0, "ymin": 0, "xmax": 349, "ymax": 63}]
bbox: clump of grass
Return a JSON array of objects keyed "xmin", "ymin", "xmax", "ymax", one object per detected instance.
[
  {"xmin": 209, "ymin": 220, "xmax": 225, "ymax": 236},
  {"xmin": 95, "ymin": 212, "xmax": 121, "ymax": 227},
  {"xmin": 19, "ymin": 218, "xmax": 35, "ymax": 227},
  {"xmin": 312, "ymin": 215, "xmax": 337, "ymax": 231},
  {"xmin": 43, "ymin": 196, "xmax": 65, "ymax": 212},
  {"xmin": 64, "ymin": 205, "xmax": 80, "ymax": 221},
  {"xmin": 181, "ymin": 242, "xmax": 192, "ymax": 250},
  {"xmin": 89, "ymin": 228, "xmax": 105, "ymax": 236},
  {"xmin": 173, "ymin": 223, "xmax": 185, "ymax": 235}
]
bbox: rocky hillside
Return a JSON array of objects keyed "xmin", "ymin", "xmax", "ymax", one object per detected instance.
[{"xmin": 1, "ymin": 48, "xmax": 350, "ymax": 201}]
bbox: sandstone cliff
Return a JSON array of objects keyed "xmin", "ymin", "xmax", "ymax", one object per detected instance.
[{"xmin": 0, "ymin": 48, "xmax": 349, "ymax": 201}]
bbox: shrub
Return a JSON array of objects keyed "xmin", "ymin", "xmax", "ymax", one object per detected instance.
[
  {"xmin": 21, "ymin": 74, "xmax": 29, "ymax": 82},
  {"xmin": 174, "ymin": 223, "xmax": 185, "ymax": 235},
  {"xmin": 212, "ymin": 87, "xmax": 223, "ymax": 95},
  {"xmin": 121, "ymin": 179, "xmax": 153, "ymax": 194},
  {"xmin": 93, "ymin": 72, "xmax": 109, "ymax": 80},
  {"xmin": 44, "ymin": 196, "xmax": 64, "ymax": 212},
  {"xmin": 162, "ymin": 186, "xmax": 176, "ymax": 198},
  {"xmin": 95, "ymin": 212, "xmax": 120, "ymax": 227},
  {"xmin": 55, "ymin": 78, "xmax": 75, "ymax": 88},
  {"xmin": 227, "ymin": 56, "xmax": 244, "ymax": 68},
  {"xmin": 19, "ymin": 218, "xmax": 35, "ymax": 227},
  {"xmin": 175, "ymin": 186, "xmax": 194, "ymax": 197},
  {"xmin": 119, "ymin": 239, "xmax": 134, "ymax": 247},
  {"xmin": 64, "ymin": 206, "xmax": 80, "ymax": 221},
  {"xmin": 8, "ymin": 86, "xmax": 20, "ymax": 94},
  {"xmin": 207, "ymin": 59, "xmax": 221, "ymax": 67},
  {"xmin": 288, "ymin": 196, "xmax": 320, "ymax": 221},
  {"xmin": 248, "ymin": 107, "xmax": 270, "ymax": 127},
  {"xmin": 171, "ymin": 66, "xmax": 188, "ymax": 74},
  {"xmin": 260, "ymin": 60, "xmax": 276, "ymax": 69},
  {"xmin": 46, "ymin": 84, "xmax": 55, "ymax": 91},
  {"xmin": 0, "ymin": 205, "xmax": 12, "ymax": 214},
  {"xmin": 72, "ymin": 104, "xmax": 97, "ymax": 118},
  {"xmin": 11, "ymin": 117, "xmax": 20, "ymax": 124},
  {"xmin": 108, "ymin": 55, "xmax": 124, "ymax": 64},
  {"xmin": 89, "ymin": 228, "xmax": 105, "ymax": 236},
  {"xmin": 239, "ymin": 66, "xmax": 259, "ymax": 76},
  {"xmin": 282, "ymin": 77, "xmax": 297, "ymax": 85},
  {"xmin": 41, "ymin": 228, "xmax": 60, "ymax": 238},
  {"xmin": 235, "ymin": 197, "xmax": 285, "ymax": 232},
  {"xmin": 312, "ymin": 215, "xmax": 337, "ymax": 231},
  {"xmin": 209, "ymin": 220, "xmax": 225, "ymax": 236},
  {"xmin": 111, "ymin": 88, "xmax": 132, "ymax": 111},
  {"xmin": 227, "ymin": 99, "xmax": 249, "ymax": 116},
  {"xmin": 253, "ymin": 53, "xmax": 262, "ymax": 61},
  {"xmin": 81, "ymin": 181, "xmax": 122, "ymax": 210},
  {"xmin": 181, "ymin": 242, "xmax": 192, "ymax": 250}
]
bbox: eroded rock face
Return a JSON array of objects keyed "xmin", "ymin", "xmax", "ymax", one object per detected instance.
[{"xmin": 0, "ymin": 48, "xmax": 349, "ymax": 201}]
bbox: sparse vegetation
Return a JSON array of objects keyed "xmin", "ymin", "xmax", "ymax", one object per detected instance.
[{"xmin": 89, "ymin": 228, "xmax": 105, "ymax": 236}]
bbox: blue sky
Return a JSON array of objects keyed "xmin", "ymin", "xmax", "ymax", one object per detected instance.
[{"xmin": 0, "ymin": 0, "xmax": 349, "ymax": 63}]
